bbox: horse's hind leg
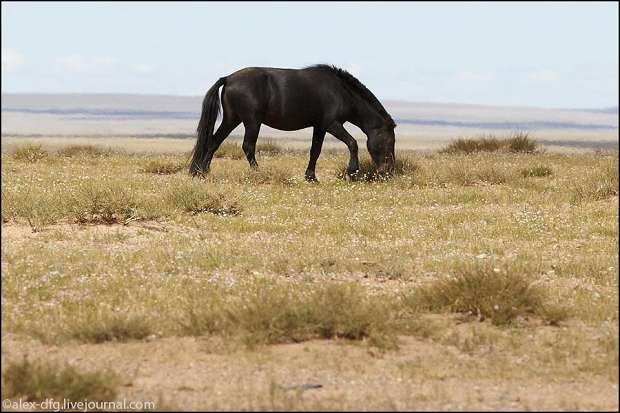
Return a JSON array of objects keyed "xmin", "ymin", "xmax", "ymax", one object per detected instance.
[
  {"xmin": 242, "ymin": 120, "xmax": 261, "ymax": 168},
  {"xmin": 327, "ymin": 122, "xmax": 359, "ymax": 177},
  {"xmin": 202, "ymin": 116, "xmax": 240, "ymax": 172}
]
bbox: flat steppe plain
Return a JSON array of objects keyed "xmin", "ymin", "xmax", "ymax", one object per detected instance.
[{"xmin": 1, "ymin": 135, "xmax": 618, "ymax": 410}]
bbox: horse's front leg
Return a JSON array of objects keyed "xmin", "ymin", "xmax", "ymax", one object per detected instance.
[
  {"xmin": 305, "ymin": 127, "xmax": 326, "ymax": 182},
  {"xmin": 327, "ymin": 122, "xmax": 359, "ymax": 178}
]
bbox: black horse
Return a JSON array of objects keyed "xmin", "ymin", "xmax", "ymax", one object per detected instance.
[{"xmin": 189, "ymin": 64, "xmax": 396, "ymax": 180}]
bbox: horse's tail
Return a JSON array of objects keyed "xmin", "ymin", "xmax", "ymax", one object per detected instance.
[{"xmin": 189, "ymin": 77, "xmax": 227, "ymax": 175}]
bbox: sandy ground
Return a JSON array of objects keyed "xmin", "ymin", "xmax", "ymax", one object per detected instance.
[
  {"xmin": 1, "ymin": 223, "xmax": 618, "ymax": 411},
  {"xmin": 2, "ymin": 332, "xmax": 618, "ymax": 411}
]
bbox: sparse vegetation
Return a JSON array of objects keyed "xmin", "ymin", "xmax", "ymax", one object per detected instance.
[
  {"xmin": 142, "ymin": 158, "xmax": 186, "ymax": 175},
  {"xmin": 183, "ymin": 280, "xmax": 398, "ymax": 349},
  {"xmin": 2, "ymin": 358, "xmax": 118, "ymax": 402},
  {"xmin": 12, "ymin": 144, "xmax": 48, "ymax": 162},
  {"xmin": 571, "ymin": 158, "xmax": 619, "ymax": 203},
  {"xmin": 441, "ymin": 132, "xmax": 538, "ymax": 154},
  {"xmin": 441, "ymin": 136, "xmax": 503, "ymax": 154},
  {"xmin": 1, "ymin": 139, "xmax": 618, "ymax": 410},
  {"xmin": 214, "ymin": 142, "xmax": 245, "ymax": 159},
  {"xmin": 70, "ymin": 180, "xmax": 139, "ymax": 224},
  {"xmin": 256, "ymin": 139, "xmax": 284, "ymax": 156},
  {"xmin": 521, "ymin": 165, "xmax": 553, "ymax": 177},
  {"xmin": 68, "ymin": 315, "xmax": 153, "ymax": 343},
  {"xmin": 57, "ymin": 144, "xmax": 118, "ymax": 157},
  {"xmin": 405, "ymin": 262, "xmax": 569, "ymax": 325},
  {"xmin": 336, "ymin": 154, "xmax": 420, "ymax": 181},
  {"xmin": 164, "ymin": 180, "xmax": 241, "ymax": 215},
  {"xmin": 508, "ymin": 132, "xmax": 538, "ymax": 153}
]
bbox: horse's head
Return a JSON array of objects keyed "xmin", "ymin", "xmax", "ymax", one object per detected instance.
[{"xmin": 367, "ymin": 122, "xmax": 396, "ymax": 174}]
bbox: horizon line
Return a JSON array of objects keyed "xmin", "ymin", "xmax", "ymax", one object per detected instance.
[{"xmin": 1, "ymin": 92, "xmax": 618, "ymax": 113}]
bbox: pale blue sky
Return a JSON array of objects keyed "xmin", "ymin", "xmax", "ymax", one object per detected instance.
[{"xmin": 2, "ymin": 1, "xmax": 618, "ymax": 108}]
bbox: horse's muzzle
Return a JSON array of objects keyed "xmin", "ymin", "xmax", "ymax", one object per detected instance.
[{"xmin": 377, "ymin": 153, "xmax": 395, "ymax": 174}]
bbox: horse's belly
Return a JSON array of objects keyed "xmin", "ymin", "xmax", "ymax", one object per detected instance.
[{"xmin": 263, "ymin": 114, "xmax": 315, "ymax": 131}]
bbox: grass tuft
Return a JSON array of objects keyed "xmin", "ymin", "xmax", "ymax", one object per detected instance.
[
  {"xmin": 12, "ymin": 144, "xmax": 48, "ymax": 162},
  {"xmin": 214, "ymin": 142, "xmax": 245, "ymax": 159},
  {"xmin": 571, "ymin": 159, "xmax": 619, "ymax": 203},
  {"xmin": 508, "ymin": 132, "xmax": 538, "ymax": 153},
  {"xmin": 71, "ymin": 181, "xmax": 138, "ymax": 224},
  {"xmin": 165, "ymin": 181, "xmax": 241, "ymax": 215},
  {"xmin": 441, "ymin": 137, "xmax": 503, "ymax": 154},
  {"xmin": 240, "ymin": 165, "xmax": 295, "ymax": 185},
  {"xmin": 1, "ymin": 189, "xmax": 60, "ymax": 231},
  {"xmin": 406, "ymin": 263, "xmax": 567, "ymax": 325},
  {"xmin": 183, "ymin": 280, "xmax": 398, "ymax": 349},
  {"xmin": 337, "ymin": 154, "xmax": 420, "ymax": 182},
  {"xmin": 2, "ymin": 358, "xmax": 118, "ymax": 403},
  {"xmin": 441, "ymin": 132, "xmax": 538, "ymax": 154},
  {"xmin": 57, "ymin": 145, "xmax": 117, "ymax": 158},
  {"xmin": 256, "ymin": 139, "xmax": 284, "ymax": 156},
  {"xmin": 521, "ymin": 165, "xmax": 553, "ymax": 178},
  {"xmin": 68, "ymin": 315, "xmax": 154, "ymax": 343},
  {"xmin": 142, "ymin": 159, "xmax": 186, "ymax": 175}
]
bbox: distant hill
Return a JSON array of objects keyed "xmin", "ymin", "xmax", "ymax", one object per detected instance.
[
  {"xmin": 2, "ymin": 93, "xmax": 617, "ymax": 151},
  {"xmin": 575, "ymin": 107, "xmax": 619, "ymax": 115}
]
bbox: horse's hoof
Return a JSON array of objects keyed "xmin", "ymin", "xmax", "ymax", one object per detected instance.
[
  {"xmin": 345, "ymin": 169, "xmax": 358, "ymax": 182},
  {"xmin": 191, "ymin": 168, "xmax": 209, "ymax": 178},
  {"xmin": 305, "ymin": 175, "xmax": 318, "ymax": 183}
]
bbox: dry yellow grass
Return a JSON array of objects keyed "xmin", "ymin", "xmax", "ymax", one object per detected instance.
[{"xmin": 1, "ymin": 139, "xmax": 618, "ymax": 410}]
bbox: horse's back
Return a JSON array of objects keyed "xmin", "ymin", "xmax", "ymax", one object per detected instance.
[{"xmin": 223, "ymin": 67, "xmax": 344, "ymax": 130}]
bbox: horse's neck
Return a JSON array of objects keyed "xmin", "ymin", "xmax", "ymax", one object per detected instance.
[{"xmin": 348, "ymin": 97, "xmax": 386, "ymax": 133}]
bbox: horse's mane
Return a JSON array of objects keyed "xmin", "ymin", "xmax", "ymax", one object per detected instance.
[{"xmin": 307, "ymin": 64, "xmax": 395, "ymax": 127}]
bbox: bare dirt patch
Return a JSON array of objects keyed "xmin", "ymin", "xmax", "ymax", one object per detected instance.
[{"xmin": 2, "ymin": 330, "xmax": 617, "ymax": 411}]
